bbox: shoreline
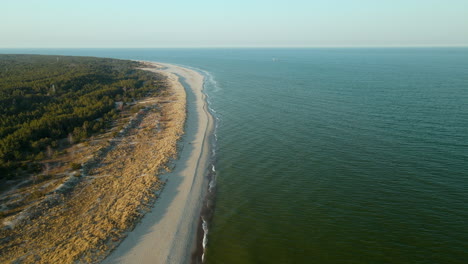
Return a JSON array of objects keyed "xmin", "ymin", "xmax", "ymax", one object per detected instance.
[{"xmin": 103, "ymin": 62, "xmax": 214, "ymax": 264}]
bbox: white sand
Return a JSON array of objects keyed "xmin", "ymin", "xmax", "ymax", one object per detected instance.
[{"xmin": 103, "ymin": 62, "xmax": 213, "ymax": 264}]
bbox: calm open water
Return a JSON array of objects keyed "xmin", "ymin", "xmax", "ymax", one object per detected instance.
[{"xmin": 2, "ymin": 48, "xmax": 467, "ymax": 263}]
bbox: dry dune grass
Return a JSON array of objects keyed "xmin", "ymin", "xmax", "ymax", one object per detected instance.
[{"xmin": 0, "ymin": 70, "xmax": 186, "ymax": 263}]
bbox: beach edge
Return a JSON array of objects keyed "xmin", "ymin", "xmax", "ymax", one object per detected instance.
[{"xmin": 102, "ymin": 61, "xmax": 214, "ymax": 264}]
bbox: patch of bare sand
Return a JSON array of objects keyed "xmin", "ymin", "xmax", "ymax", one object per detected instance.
[{"xmin": 102, "ymin": 62, "xmax": 213, "ymax": 264}]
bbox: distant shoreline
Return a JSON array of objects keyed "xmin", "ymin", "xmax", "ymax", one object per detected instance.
[{"xmin": 103, "ymin": 62, "xmax": 214, "ymax": 264}]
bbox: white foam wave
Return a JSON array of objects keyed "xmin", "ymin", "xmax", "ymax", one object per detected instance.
[
  {"xmin": 202, "ymin": 70, "xmax": 221, "ymax": 93},
  {"xmin": 201, "ymin": 217, "xmax": 209, "ymax": 262},
  {"xmin": 208, "ymin": 165, "xmax": 216, "ymax": 193},
  {"xmin": 208, "ymin": 180, "xmax": 216, "ymax": 193}
]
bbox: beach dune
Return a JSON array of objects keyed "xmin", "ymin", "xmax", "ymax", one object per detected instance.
[{"xmin": 103, "ymin": 62, "xmax": 213, "ymax": 264}]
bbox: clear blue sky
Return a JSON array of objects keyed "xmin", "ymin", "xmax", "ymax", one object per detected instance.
[{"xmin": 2, "ymin": 0, "xmax": 468, "ymax": 48}]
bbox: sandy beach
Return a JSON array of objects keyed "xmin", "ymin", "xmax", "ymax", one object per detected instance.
[
  {"xmin": 0, "ymin": 61, "xmax": 211, "ymax": 264},
  {"xmin": 103, "ymin": 62, "xmax": 213, "ymax": 264}
]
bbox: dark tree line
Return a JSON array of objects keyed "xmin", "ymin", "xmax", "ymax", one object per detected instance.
[{"xmin": 0, "ymin": 54, "xmax": 164, "ymax": 178}]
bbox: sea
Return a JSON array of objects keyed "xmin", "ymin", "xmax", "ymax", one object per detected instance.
[{"xmin": 1, "ymin": 48, "xmax": 467, "ymax": 263}]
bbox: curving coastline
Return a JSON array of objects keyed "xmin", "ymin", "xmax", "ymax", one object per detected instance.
[{"xmin": 103, "ymin": 62, "xmax": 214, "ymax": 264}]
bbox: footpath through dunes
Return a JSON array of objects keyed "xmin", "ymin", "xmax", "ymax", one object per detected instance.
[
  {"xmin": 103, "ymin": 62, "xmax": 213, "ymax": 264},
  {"xmin": 0, "ymin": 62, "xmax": 186, "ymax": 263}
]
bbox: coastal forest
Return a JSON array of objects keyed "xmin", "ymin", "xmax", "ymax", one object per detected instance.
[{"xmin": 0, "ymin": 54, "xmax": 162, "ymax": 179}]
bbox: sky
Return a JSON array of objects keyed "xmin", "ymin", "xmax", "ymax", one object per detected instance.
[{"xmin": 2, "ymin": 0, "xmax": 468, "ymax": 48}]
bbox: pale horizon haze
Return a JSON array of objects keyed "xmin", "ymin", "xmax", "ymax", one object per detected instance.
[{"xmin": 2, "ymin": 0, "xmax": 468, "ymax": 48}]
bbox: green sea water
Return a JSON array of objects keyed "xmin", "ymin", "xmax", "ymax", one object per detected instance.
[
  {"xmin": 2, "ymin": 48, "xmax": 467, "ymax": 263},
  {"xmin": 199, "ymin": 48, "xmax": 468, "ymax": 264}
]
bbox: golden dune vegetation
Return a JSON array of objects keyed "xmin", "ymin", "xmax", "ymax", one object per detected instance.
[{"xmin": 0, "ymin": 69, "xmax": 186, "ymax": 263}]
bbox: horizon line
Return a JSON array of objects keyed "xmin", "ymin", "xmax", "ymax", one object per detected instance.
[{"xmin": 1, "ymin": 45, "xmax": 468, "ymax": 49}]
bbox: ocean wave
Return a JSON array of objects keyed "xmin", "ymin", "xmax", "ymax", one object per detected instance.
[
  {"xmin": 202, "ymin": 70, "xmax": 221, "ymax": 93},
  {"xmin": 209, "ymin": 165, "xmax": 217, "ymax": 193},
  {"xmin": 201, "ymin": 217, "xmax": 209, "ymax": 262}
]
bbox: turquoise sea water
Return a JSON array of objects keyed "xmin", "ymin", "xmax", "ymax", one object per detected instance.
[{"xmin": 1, "ymin": 48, "xmax": 467, "ymax": 263}]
